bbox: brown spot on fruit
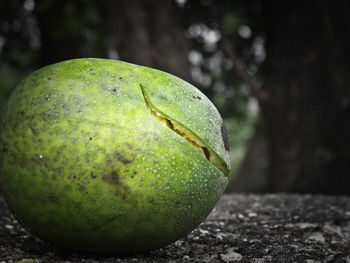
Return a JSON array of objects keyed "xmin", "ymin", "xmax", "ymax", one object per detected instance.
[
  {"xmin": 29, "ymin": 125, "xmax": 40, "ymax": 136},
  {"xmin": 103, "ymin": 171, "xmax": 131, "ymax": 199},
  {"xmin": 103, "ymin": 171, "xmax": 121, "ymax": 185},
  {"xmin": 114, "ymin": 152, "xmax": 134, "ymax": 165},
  {"xmin": 221, "ymin": 122, "xmax": 230, "ymax": 152},
  {"xmin": 48, "ymin": 195, "xmax": 58, "ymax": 203}
]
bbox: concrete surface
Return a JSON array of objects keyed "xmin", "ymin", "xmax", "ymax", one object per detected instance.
[{"xmin": 1, "ymin": 194, "xmax": 350, "ymax": 262}]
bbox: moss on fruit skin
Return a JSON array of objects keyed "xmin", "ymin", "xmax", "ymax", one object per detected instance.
[{"xmin": 0, "ymin": 58, "xmax": 229, "ymax": 255}]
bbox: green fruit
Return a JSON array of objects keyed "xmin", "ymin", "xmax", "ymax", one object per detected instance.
[{"xmin": 0, "ymin": 58, "xmax": 230, "ymax": 254}]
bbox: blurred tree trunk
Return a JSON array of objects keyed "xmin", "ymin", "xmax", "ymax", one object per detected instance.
[
  {"xmin": 35, "ymin": 1, "xmax": 105, "ymax": 66},
  {"xmin": 101, "ymin": 0, "xmax": 191, "ymax": 82},
  {"xmin": 35, "ymin": 0, "xmax": 191, "ymax": 81},
  {"xmin": 263, "ymin": 0, "xmax": 350, "ymax": 194},
  {"xmin": 227, "ymin": 125, "xmax": 269, "ymax": 193},
  {"xmin": 35, "ymin": 5, "xmax": 80, "ymax": 65}
]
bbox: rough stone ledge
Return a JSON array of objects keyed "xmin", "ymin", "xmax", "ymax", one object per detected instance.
[{"xmin": 1, "ymin": 194, "xmax": 349, "ymax": 263}]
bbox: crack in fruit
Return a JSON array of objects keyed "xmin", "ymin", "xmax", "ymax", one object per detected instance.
[{"xmin": 140, "ymin": 85, "xmax": 229, "ymax": 176}]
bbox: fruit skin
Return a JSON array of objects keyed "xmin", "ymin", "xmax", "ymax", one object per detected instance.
[{"xmin": 0, "ymin": 58, "xmax": 230, "ymax": 254}]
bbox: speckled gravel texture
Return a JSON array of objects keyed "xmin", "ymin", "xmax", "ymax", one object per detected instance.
[{"xmin": 1, "ymin": 193, "xmax": 350, "ymax": 263}]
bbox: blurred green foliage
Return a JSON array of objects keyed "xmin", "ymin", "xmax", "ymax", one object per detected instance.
[
  {"xmin": 180, "ymin": 0, "xmax": 265, "ymax": 179},
  {"xmin": 0, "ymin": 64, "xmax": 30, "ymax": 108},
  {"xmin": 225, "ymin": 114, "xmax": 257, "ymax": 179}
]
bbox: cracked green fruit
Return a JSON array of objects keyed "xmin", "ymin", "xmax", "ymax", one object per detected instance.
[{"xmin": 0, "ymin": 58, "xmax": 230, "ymax": 255}]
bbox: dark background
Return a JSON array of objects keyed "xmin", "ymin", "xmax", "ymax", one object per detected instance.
[{"xmin": 1, "ymin": 0, "xmax": 349, "ymax": 195}]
